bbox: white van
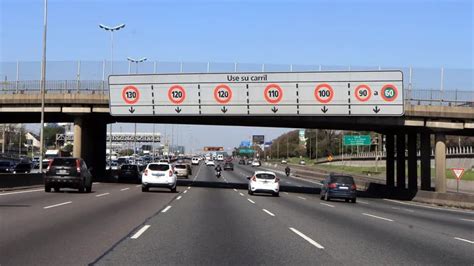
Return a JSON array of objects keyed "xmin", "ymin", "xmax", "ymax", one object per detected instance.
[
  {"xmin": 217, "ymin": 154, "xmax": 224, "ymax": 161},
  {"xmin": 191, "ymin": 157, "xmax": 200, "ymax": 165}
]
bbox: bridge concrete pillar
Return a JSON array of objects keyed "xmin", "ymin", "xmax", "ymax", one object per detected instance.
[
  {"xmin": 420, "ymin": 132, "xmax": 431, "ymax": 191},
  {"xmin": 81, "ymin": 117, "xmax": 107, "ymax": 181},
  {"xmin": 385, "ymin": 134, "xmax": 395, "ymax": 189},
  {"xmin": 73, "ymin": 117, "xmax": 82, "ymax": 158},
  {"xmin": 435, "ymin": 134, "xmax": 447, "ymax": 193},
  {"xmin": 407, "ymin": 133, "xmax": 418, "ymax": 192},
  {"xmin": 396, "ymin": 133, "xmax": 406, "ymax": 189}
]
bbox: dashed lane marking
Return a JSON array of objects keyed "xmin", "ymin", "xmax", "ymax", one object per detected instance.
[
  {"xmin": 233, "ymin": 189, "xmax": 238, "ymax": 192},
  {"xmin": 239, "ymin": 193, "xmax": 244, "ymax": 196},
  {"xmin": 383, "ymin": 199, "xmax": 474, "ymax": 214},
  {"xmin": 120, "ymin": 188, "xmax": 130, "ymax": 191},
  {"xmin": 297, "ymin": 196, "xmax": 306, "ymax": 200},
  {"xmin": 161, "ymin": 205, "xmax": 172, "ymax": 213},
  {"xmin": 357, "ymin": 200, "xmax": 369, "ymax": 204},
  {"xmin": 262, "ymin": 209, "xmax": 275, "ymax": 216},
  {"xmin": 0, "ymin": 189, "xmax": 44, "ymax": 196},
  {"xmin": 96, "ymin": 193, "xmax": 110, "ymax": 197},
  {"xmin": 454, "ymin": 237, "xmax": 474, "ymax": 244},
  {"xmin": 135, "ymin": 185, "xmax": 141, "ymax": 188},
  {"xmin": 320, "ymin": 203, "xmax": 335, "ymax": 208},
  {"xmin": 247, "ymin": 198, "xmax": 255, "ymax": 204},
  {"xmin": 43, "ymin": 201, "xmax": 72, "ymax": 209},
  {"xmin": 289, "ymin": 227, "xmax": 324, "ymax": 249},
  {"xmin": 362, "ymin": 213, "xmax": 394, "ymax": 222},
  {"xmin": 131, "ymin": 225, "xmax": 150, "ymax": 239},
  {"xmin": 176, "ymin": 196, "xmax": 182, "ymax": 200},
  {"xmin": 460, "ymin": 218, "xmax": 474, "ymax": 222},
  {"xmin": 183, "ymin": 190, "xmax": 188, "ymax": 194}
]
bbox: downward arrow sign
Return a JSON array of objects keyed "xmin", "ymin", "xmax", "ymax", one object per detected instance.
[
  {"xmin": 373, "ymin": 106, "xmax": 381, "ymax": 113},
  {"xmin": 271, "ymin": 106, "xmax": 278, "ymax": 113},
  {"xmin": 128, "ymin": 107, "xmax": 135, "ymax": 114},
  {"xmin": 321, "ymin": 106, "xmax": 328, "ymax": 113},
  {"xmin": 175, "ymin": 107, "xmax": 182, "ymax": 113},
  {"xmin": 221, "ymin": 106, "xmax": 228, "ymax": 113}
]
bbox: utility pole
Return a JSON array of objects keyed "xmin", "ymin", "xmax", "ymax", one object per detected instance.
[
  {"xmin": 286, "ymin": 134, "xmax": 289, "ymax": 159},
  {"xmin": 315, "ymin": 129, "xmax": 319, "ymax": 162},
  {"xmin": 39, "ymin": 0, "xmax": 48, "ymax": 172}
]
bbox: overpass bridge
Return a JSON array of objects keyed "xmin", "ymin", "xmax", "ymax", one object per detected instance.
[{"xmin": 0, "ymin": 62, "xmax": 473, "ymax": 195}]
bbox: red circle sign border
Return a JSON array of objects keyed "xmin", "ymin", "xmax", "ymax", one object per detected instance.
[
  {"xmin": 380, "ymin": 84, "xmax": 399, "ymax": 102},
  {"xmin": 213, "ymin": 84, "xmax": 233, "ymax": 104},
  {"xmin": 314, "ymin": 83, "xmax": 334, "ymax": 103},
  {"xmin": 263, "ymin": 83, "xmax": 284, "ymax": 104},
  {"xmin": 121, "ymin": 85, "xmax": 140, "ymax": 104},
  {"xmin": 354, "ymin": 84, "xmax": 372, "ymax": 102},
  {"xmin": 168, "ymin": 85, "xmax": 186, "ymax": 104}
]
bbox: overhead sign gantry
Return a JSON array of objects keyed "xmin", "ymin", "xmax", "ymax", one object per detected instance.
[{"xmin": 109, "ymin": 71, "xmax": 404, "ymax": 116}]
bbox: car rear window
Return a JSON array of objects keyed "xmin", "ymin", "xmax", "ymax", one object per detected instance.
[
  {"xmin": 330, "ymin": 176, "xmax": 354, "ymax": 184},
  {"xmin": 149, "ymin": 164, "xmax": 170, "ymax": 171},
  {"xmin": 51, "ymin": 158, "xmax": 76, "ymax": 166},
  {"xmin": 175, "ymin": 165, "xmax": 186, "ymax": 169},
  {"xmin": 121, "ymin": 165, "xmax": 137, "ymax": 170},
  {"xmin": 256, "ymin": 173, "xmax": 276, "ymax": 180},
  {"xmin": 0, "ymin": 161, "xmax": 10, "ymax": 167}
]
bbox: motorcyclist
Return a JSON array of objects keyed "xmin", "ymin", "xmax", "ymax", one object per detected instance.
[
  {"xmin": 215, "ymin": 164, "xmax": 222, "ymax": 177},
  {"xmin": 285, "ymin": 166, "xmax": 291, "ymax": 176}
]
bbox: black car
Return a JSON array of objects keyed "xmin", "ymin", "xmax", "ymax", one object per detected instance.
[
  {"xmin": 320, "ymin": 174, "xmax": 357, "ymax": 203},
  {"xmin": 13, "ymin": 162, "xmax": 32, "ymax": 174},
  {"xmin": 44, "ymin": 158, "xmax": 93, "ymax": 193},
  {"xmin": 118, "ymin": 164, "xmax": 141, "ymax": 183},
  {"xmin": 238, "ymin": 159, "xmax": 246, "ymax": 165},
  {"xmin": 0, "ymin": 160, "xmax": 15, "ymax": 173},
  {"xmin": 223, "ymin": 162, "xmax": 234, "ymax": 171}
]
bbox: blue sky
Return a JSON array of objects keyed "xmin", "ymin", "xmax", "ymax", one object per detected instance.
[{"xmin": 1, "ymin": 0, "xmax": 473, "ymax": 151}]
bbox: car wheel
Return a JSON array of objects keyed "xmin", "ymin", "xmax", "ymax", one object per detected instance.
[
  {"xmin": 248, "ymin": 189, "xmax": 253, "ymax": 195},
  {"xmin": 171, "ymin": 186, "xmax": 177, "ymax": 193},
  {"xmin": 324, "ymin": 192, "xmax": 330, "ymax": 201},
  {"xmin": 320, "ymin": 193, "xmax": 324, "ymax": 200},
  {"xmin": 273, "ymin": 192, "xmax": 279, "ymax": 197},
  {"xmin": 45, "ymin": 185, "xmax": 51, "ymax": 192},
  {"xmin": 78, "ymin": 186, "xmax": 85, "ymax": 193},
  {"xmin": 142, "ymin": 186, "xmax": 149, "ymax": 192},
  {"xmin": 345, "ymin": 199, "xmax": 350, "ymax": 203},
  {"xmin": 351, "ymin": 198, "xmax": 357, "ymax": 203},
  {"xmin": 54, "ymin": 187, "xmax": 61, "ymax": 193},
  {"xmin": 86, "ymin": 184, "xmax": 92, "ymax": 193}
]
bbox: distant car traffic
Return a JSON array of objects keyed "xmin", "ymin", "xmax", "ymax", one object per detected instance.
[
  {"xmin": 251, "ymin": 160, "xmax": 261, "ymax": 167},
  {"xmin": 174, "ymin": 164, "xmax": 190, "ymax": 178},
  {"xmin": 191, "ymin": 157, "xmax": 200, "ymax": 165},
  {"xmin": 320, "ymin": 174, "xmax": 357, "ymax": 203},
  {"xmin": 281, "ymin": 159, "xmax": 287, "ymax": 164},
  {"xmin": 141, "ymin": 163, "xmax": 177, "ymax": 192},
  {"xmin": 118, "ymin": 164, "xmax": 141, "ymax": 183},
  {"xmin": 44, "ymin": 158, "xmax": 93, "ymax": 193},
  {"xmin": 223, "ymin": 162, "xmax": 234, "ymax": 171},
  {"xmin": 205, "ymin": 160, "xmax": 215, "ymax": 166},
  {"xmin": 247, "ymin": 171, "xmax": 279, "ymax": 197},
  {"xmin": 299, "ymin": 160, "xmax": 306, "ymax": 165},
  {"xmin": 238, "ymin": 159, "xmax": 246, "ymax": 165},
  {"xmin": 0, "ymin": 160, "xmax": 15, "ymax": 173},
  {"xmin": 13, "ymin": 162, "xmax": 32, "ymax": 174}
]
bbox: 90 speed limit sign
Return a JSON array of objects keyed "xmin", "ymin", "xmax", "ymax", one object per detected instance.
[
  {"xmin": 121, "ymin": 85, "xmax": 140, "ymax": 104},
  {"xmin": 213, "ymin": 84, "xmax": 233, "ymax": 104},
  {"xmin": 168, "ymin": 85, "xmax": 186, "ymax": 104},
  {"xmin": 314, "ymin": 83, "xmax": 334, "ymax": 103},
  {"xmin": 380, "ymin": 84, "xmax": 398, "ymax": 102},
  {"xmin": 354, "ymin": 84, "xmax": 372, "ymax": 102}
]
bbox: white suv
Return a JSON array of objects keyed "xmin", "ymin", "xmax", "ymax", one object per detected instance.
[
  {"xmin": 248, "ymin": 171, "xmax": 280, "ymax": 197},
  {"xmin": 142, "ymin": 163, "xmax": 177, "ymax": 192},
  {"xmin": 191, "ymin": 157, "xmax": 200, "ymax": 165}
]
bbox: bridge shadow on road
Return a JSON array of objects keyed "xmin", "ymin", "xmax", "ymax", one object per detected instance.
[{"xmin": 177, "ymin": 180, "xmax": 321, "ymax": 194}]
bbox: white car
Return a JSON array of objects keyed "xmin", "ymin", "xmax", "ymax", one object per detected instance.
[
  {"xmin": 251, "ymin": 160, "xmax": 261, "ymax": 167},
  {"xmin": 205, "ymin": 160, "xmax": 215, "ymax": 166},
  {"xmin": 191, "ymin": 157, "xmax": 200, "ymax": 165},
  {"xmin": 141, "ymin": 163, "xmax": 177, "ymax": 192},
  {"xmin": 248, "ymin": 171, "xmax": 280, "ymax": 197}
]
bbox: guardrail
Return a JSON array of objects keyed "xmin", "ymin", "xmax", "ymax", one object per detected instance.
[{"xmin": 1, "ymin": 80, "xmax": 473, "ymax": 107}]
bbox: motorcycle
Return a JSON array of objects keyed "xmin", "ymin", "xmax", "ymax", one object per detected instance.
[
  {"xmin": 285, "ymin": 168, "xmax": 290, "ymax": 177},
  {"xmin": 216, "ymin": 170, "xmax": 222, "ymax": 178}
]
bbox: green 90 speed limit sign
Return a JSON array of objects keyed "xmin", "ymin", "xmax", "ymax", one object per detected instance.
[{"xmin": 380, "ymin": 84, "xmax": 398, "ymax": 102}]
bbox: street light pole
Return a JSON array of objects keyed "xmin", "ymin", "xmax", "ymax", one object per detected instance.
[
  {"xmin": 39, "ymin": 0, "xmax": 48, "ymax": 172},
  {"xmin": 127, "ymin": 57, "xmax": 147, "ymax": 159},
  {"xmin": 99, "ymin": 23, "xmax": 125, "ymax": 170}
]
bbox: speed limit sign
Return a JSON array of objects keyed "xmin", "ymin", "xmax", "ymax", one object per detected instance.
[
  {"xmin": 314, "ymin": 83, "xmax": 334, "ymax": 103},
  {"xmin": 213, "ymin": 84, "xmax": 233, "ymax": 104},
  {"xmin": 121, "ymin": 86, "xmax": 140, "ymax": 104},
  {"xmin": 354, "ymin": 84, "xmax": 372, "ymax": 102},
  {"xmin": 264, "ymin": 83, "xmax": 283, "ymax": 104},
  {"xmin": 168, "ymin": 85, "xmax": 186, "ymax": 104},
  {"xmin": 380, "ymin": 84, "xmax": 398, "ymax": 102}
]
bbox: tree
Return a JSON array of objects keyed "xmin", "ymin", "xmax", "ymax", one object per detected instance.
[{"xmin": 43, "ymin": 123, "xmax": 65, "ymax": 148}]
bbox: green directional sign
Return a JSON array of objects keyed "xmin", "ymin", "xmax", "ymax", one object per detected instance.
[
  {"xmin": 343, "ymin": 135, "xmax": 371, "ymax": 146},
  {"xmin": 238, "ymin": 148, "xmax": 255, "ymax": 155}
]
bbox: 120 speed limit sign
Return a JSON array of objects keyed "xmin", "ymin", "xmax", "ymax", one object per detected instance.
[
  {"xmin": 121, "ymin": 86, "xmax": 140, "ymax": 104},
  {"xmin": 168, "ymin": 85, "xmax": 186, "ymax": 104},
  {"xmin": 214, "ymin": 84, "xmax": 233, "ymax": 104}
]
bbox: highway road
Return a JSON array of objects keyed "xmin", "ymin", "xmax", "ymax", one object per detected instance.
[{"xmin": 1, "ymin": 162, "xmax": 473, "ymax": 265}]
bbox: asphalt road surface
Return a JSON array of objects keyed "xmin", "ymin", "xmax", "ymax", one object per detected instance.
[{"xmin": 1, "ymin": 161, "xmax": 473, "ymax": 265}]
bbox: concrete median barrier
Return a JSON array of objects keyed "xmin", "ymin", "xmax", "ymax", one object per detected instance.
[{"xmin": 0, "ymin": 173, "xmax": 43, "ymax": 189}]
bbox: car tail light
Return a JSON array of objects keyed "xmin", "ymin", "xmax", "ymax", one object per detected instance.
[
  {"xmin": 46, "ymin": 160, "xmax": 53, "ymax": 172},
  {"xmin": 351, "ymin": 184, "xmax": 357, "ymax": 190},
  {"xmin": 275, "ymin": 177, "xmax": 280, "ymax": 183},
  {"xmin": 169, "ymin": 170, "xmax": 173, "ymax": 177},
  {"xmin": 328, "ymin": 183, "xmax": 337, "ymax": 189},
  {"xmin": 251, "ymin": 176, "xmax": 256, "ymax": 181},
  {"xmin": 76, "ymin": 159, "xmax": 81, "ymax": 173},
  {"xmin": 144, "ymin": 169, "xmax": 148, "ymax": 176}
]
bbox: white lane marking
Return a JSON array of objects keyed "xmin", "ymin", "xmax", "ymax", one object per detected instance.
[
  {"xmin": 460, "ymin": 218, "xmax": 474, "ymax": 222},
  {"xmin": 193, "ymin": 164, "xmax": 203, "ymax": 181},
  {"xmin": 233, "ymin": 188, "xmax": 238, "ymax": 192},
  {"xmin": 247, "ymin": 198, "xmax": 255, "ymax": 204},
  {"xmin": 239, "ymin": 192, "xmax": 244, "ymax": 196},
  {"xmin": 262, "ymin": 209, "xmax": 275, "ymax": 216},
  {"xmin": 362, "ymin": 213, "xmax": 394, "ymax": 222},
  {"xmin": 131, "ymin": 225, "xmax": 151, "ymax": 239},
  {"xmin": 43, "ymin": 201, "xmax": 72, "ymax": 209},
  {"xmin": 187, "ymin": 186, "xmax": 191, "ymax": 189},
  {"xmin": 176, "ymin": 195, "xmax": 182, "ymax": 200},
  {"xmin": 357, "ymin": 200, "xmax": 369, "ymax": 205},
  {"xmin": 93, "ymin": 182, "xmax": 101, "ymax": 184},
  {"xmin": 135, "ymin": 185, "xmax": 141, "ymax": 188},
  {"xmin": 383, "ymin": 199, "xmax": 474, "ymax": 214},
  {"xmin": 297, "ymin": 196, "xmax": 306, "ymax": 200},
  {"xmin": 183, "ymin": 190, "xmax": 188, "ymax": 194},
  {"xmin": 320, "ymin": 203, "xmax": 335, "ymax": 208},
  {"xmin": 454, "ymin": 237, "xmax": 474, "ymax": 244},
  {"xmin": 284, "ymin": 192, "xmax": 289, "ymax": 195},
  {"xmin": 120, "ymin": 187, "xmax": 130, "ymax": 191},
  {"xmin": 0, "ymin": 188, "xmax": 44, "ymax": 196},
  {"xmin": 289, "ymin": 227, "xmax": 324, "ymax": 249},
  {"xmin": 161, "ymin": 205, "xmax": 172, "ymax": 213},
  {"xmin": 96, "ymin": 192, "xmax": 110, "ymax": 197},
  {"xmin": 392, "ymin": 207, "xmax": 401, "ymax": 210}
]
